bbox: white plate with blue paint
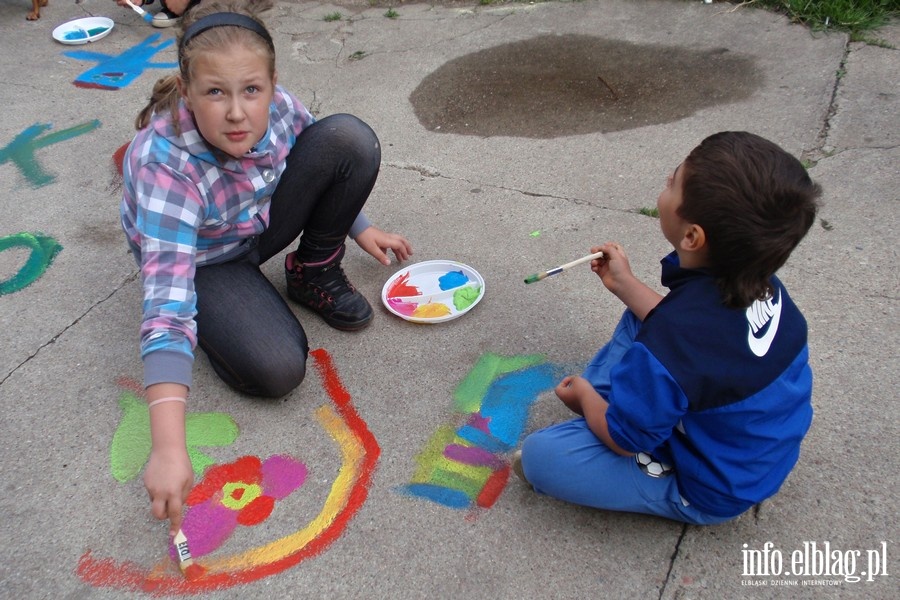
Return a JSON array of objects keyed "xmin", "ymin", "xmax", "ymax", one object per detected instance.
[
  {"xmin": 52, "ymin": 17, "xmax": 114, "ymax": 45},
  {"xmin": 382, "ymin": 260, "xmax": 485, "ymax": 324}
]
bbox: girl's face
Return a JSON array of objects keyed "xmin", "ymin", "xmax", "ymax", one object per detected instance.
[{"xmin": 180, "ymin": 44, "xmax": 276, "ymax": 159}]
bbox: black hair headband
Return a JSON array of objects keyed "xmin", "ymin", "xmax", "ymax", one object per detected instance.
[{"xmin": 179, "ymin": 12, "xmax": 274, "ymax": 61}]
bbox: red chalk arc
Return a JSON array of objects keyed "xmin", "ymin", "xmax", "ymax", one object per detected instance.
[{"xmin": 76, "ymin": 348, "xmax": 379, "ymax": 593}]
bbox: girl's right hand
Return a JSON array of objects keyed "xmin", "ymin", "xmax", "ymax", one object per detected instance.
[
  {"xmin": 144, "ymin": 447, "xmax": 193, "ymax": 536},
  {"xmin": 354, "ymin": 226, "xmax": 413, "ymax": 265}
]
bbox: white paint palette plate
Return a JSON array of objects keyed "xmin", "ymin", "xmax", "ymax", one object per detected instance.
[
  {"xmin": 381, "ymin": 260, "xmax": 485, "ymax": 324},
  {"xmin": 52, "ymin": 17, "xmax": 114, "ymax": 45}
]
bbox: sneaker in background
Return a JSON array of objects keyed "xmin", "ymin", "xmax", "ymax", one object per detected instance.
[
  {"xmin": 511, "ymin": 450, "xmax": 533, "ymax": 490},
  {"xmin": 152, "ymin": 8, "xmax": 180, "ymax": 28}
]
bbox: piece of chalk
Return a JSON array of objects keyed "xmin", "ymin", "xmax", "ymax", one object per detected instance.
[{"xmin": 172, "ymin": 529, "xmax": 205, "ymax": 580}]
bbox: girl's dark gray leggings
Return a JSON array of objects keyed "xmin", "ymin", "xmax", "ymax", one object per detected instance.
[{"xmin": 193, "ymin": 114, "xmax": 380, "ymax": 397}]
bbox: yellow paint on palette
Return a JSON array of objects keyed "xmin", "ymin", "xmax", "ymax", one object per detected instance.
[
  {"xmin": 411, "ymin": 302, "xmax": 451, "ymax": 318},
  {"xmin": 198, "ymin": 404, "xmax": 362, "ymax": 572}
]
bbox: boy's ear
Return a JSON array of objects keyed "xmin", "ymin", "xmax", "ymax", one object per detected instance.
[{"xmin": 680, "ymin": 223, "xmax": 707, "ymax": 252}]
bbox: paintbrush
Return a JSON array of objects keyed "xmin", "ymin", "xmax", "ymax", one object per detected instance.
[
  {"xmin": 124, "ymin": 0, "xmax": 155, "ymax": 23},
  {"xmin": 173, "ymin": 529, "xmax": 205, "ymax": 581},
  {"xmin": 523, "ymin": 251, "xmax": 604, "ymax": 284}
]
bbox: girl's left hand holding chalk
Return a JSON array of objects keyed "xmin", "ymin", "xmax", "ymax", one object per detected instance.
[
  {"xmin": 144, "ymin": 385, "xmax": 193, "ymax": 536},
  {"xmin": 145, "ymin": 447, "xmax": 193, "ymax": 535}
]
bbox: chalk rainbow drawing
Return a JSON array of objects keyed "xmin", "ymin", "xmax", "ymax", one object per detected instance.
[
  {"xmin": 77, "ymin": 348, "xmax": 379, "ymax": 593},
  {"xmin": 0, "ymin": 232, "xmax": 62, "ymax": 296},
  {"xmin": 109, "ymin": 377, "xmax": 240, "ymax": 483},
  {"xmin": 66, "ymin": 34, "xmax": 177, "ymax": 91},
  {"xmin": 0, "ymin": 121, "xmax": 101, "ymax": 187},
  {"xmin": 400, "ymin": 353, "xmax": 565, "ymax": 511}
]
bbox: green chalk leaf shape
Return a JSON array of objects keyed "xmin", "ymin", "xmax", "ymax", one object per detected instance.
[{"xmin": 110, "ymin": 392, "xmax": 239, "ymax": 483}]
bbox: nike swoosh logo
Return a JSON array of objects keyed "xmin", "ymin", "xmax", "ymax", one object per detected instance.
[{"xmin": 746, "ymin": 289, "xmax": 782, "ymax": 357}]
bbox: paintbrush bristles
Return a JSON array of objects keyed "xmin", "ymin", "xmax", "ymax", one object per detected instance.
[{"xmin": 523, "ymin": 251, "xmax": 604, "ymax": 284}]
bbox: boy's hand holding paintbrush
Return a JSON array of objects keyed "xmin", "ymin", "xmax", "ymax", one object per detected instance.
[
  {"xmin": 591, "ymin": 242, "xmax": 665, "ymax": 321},
  {"xmin": 525, "ymin": 243, "xmax": 664, "ymax": 322}
]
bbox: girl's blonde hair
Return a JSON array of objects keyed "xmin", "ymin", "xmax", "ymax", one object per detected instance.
[{"xmin": 135, "ymin": 0, "xmax": 276, "ymax": 133}]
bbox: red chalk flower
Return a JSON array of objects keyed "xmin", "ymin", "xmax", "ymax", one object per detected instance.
[
  {"xmin": 188, "ymin": 456, "xmax": 275, "ymax": 525},
  {"xmin": 171, "ymin": 455, "xmax": 307, "ymax": 560}
]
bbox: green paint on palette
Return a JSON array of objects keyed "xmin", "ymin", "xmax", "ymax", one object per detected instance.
[
  {"xmin": 453, "ymin": 352, "xmax": 546, "ymax": 413},
  {"xmin": 453, "ymin": 285, "xmax": 481, "ymax": 311}
]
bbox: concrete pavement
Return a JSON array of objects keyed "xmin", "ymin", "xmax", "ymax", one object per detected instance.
[{"xmin": 0, "ymin": 1, "xmax": 897, "ymax": 598}]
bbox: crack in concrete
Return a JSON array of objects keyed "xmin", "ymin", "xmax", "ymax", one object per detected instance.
[
  {"xmin": 0, "ymin": 270, "xmax": 139, "ymax": 387},
  {"xmin": 806, "ymin": 37, "xmax": 851, "ymax": 164},
  {"xmin": 277, "ymin": 6, "xmax": 515, "ymax": 63},
  {"xmin": 383, "ymin": 161, "xmax": 636, "ymax": 212},
  {"xmin": 659, "ymin": 523, "xmax": 689, "ymax": 600}
]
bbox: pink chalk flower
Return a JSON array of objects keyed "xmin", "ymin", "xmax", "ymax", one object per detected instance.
[{"xmin": 171, "ymin": 455, "xmax": 307, "ymax": 560}]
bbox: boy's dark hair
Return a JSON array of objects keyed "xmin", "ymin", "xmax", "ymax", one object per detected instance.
[{"xmin": 678, "ymin": 131, "xmax": 821, "ymax": 308}]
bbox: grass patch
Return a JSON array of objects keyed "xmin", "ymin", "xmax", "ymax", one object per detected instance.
[
  {"xmin": 349, "ymin": 50, "xmax": 368, "ymax": 61},
  {"xmin": 747, "ymin": 0, "xmax": 898, "ymax": 39},
  {"xmin": 638, "ymin": 207, "xmax": 660, "ymax": 218},
  {"xmin": 324, "ymin": 12, "xmax": 342, "ymax": 22},
  {"xmin": 385, "ymin": 8, "xmax": 399, "ymax": 19}
]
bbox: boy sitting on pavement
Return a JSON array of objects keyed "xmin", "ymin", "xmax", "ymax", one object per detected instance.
[{"xmin": 517, "ymin": 131, "xmax": 821, "ymax": 524}]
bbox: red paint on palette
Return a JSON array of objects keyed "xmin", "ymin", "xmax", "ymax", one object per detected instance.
[{"xmin": 386, "ymin": 272, "xmax": 420, "ymax": 297}]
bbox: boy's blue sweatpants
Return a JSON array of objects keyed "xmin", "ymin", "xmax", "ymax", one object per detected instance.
[{"xmin": 520, "ymin": 310, "xmax": 733, "ymax": 525}]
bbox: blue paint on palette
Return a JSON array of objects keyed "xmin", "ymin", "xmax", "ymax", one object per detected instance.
[{"xmin": 438, "ymin": 270, "xmax": 469, "ymax": 290}]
